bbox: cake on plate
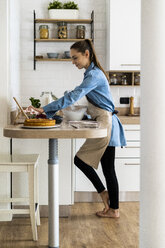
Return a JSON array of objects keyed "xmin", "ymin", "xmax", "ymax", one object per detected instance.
[{"xmin": 24, "ymin": 118, "xmax": 56, "ymax": 127}]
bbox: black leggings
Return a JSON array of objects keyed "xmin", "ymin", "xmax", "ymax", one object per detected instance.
[{"xmin": 74, "ymin": 146, "xmax": 119, "ymax": 209}]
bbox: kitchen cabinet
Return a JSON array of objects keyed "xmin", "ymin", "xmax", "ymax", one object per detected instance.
[
  {"xmin": 33, "ymin": 10, "xmax": 94, "ymax": 70},
  {"xmin": 108, "ymin": 70, "xmax": 140, "ymax": 86},
  {"xmin": 74, "ymin": 124, "xmax": 140, "ymax": 192},
  {"xmin": 106, "ymin": 0, "xmax": 141, "ymax": 71}
]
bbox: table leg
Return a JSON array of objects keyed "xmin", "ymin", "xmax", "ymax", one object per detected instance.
[{"xmin": 48, "ymin": 139, "xmax": 59, "ymax": 248}]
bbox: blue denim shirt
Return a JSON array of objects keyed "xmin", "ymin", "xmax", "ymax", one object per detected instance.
[{"xmin": 43, "ymin": 62, "xmax": 126, "ymax": 147}]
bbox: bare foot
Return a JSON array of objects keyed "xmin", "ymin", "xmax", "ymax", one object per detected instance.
[
  {"xmin": 99, "ymin": 190, "xmax": 110, "ymax": 213},
  {"xmin": 96, "ymin": 208, "xmax": 120, "ymax": 218}
]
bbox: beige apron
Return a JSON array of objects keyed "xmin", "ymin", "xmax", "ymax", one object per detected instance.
[{"xmin": 76, "ymin": 102, "xmax": 112, "ymax": 169}]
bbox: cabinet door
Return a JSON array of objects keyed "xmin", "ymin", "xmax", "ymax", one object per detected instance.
[
  {"xmin": 116, "ymin": 158, "xmax": 140, "ymax": 191},
  {"xmin": 107, "ymin": 0, "xmax": 141, "ymax": 71}
]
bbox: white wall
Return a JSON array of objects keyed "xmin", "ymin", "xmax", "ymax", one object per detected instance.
[
  {"xmin": 0, "ymin": 0, "xmax": 11, "ymax": 221},
  {"xmin": 9, "ymin": 0, "xmax": 20, "ymax": 111}
]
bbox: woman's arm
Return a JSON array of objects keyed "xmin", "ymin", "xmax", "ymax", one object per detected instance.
[{"xmin": 43, "ymin": 73, "xmax": 98, "ymax": 117}]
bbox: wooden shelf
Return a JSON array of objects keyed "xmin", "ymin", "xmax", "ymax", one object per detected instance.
[
  {"xmin": 35, "ymin": 58, "xmax": 72, "ymax": 61},
  {"xmin": 35, "ymin": 18, "xmax": 92, "ymax": 24},
  {"xmin": 35, "ymin": 38, "xmax": 92, "ymax": 42},
  {"xmin": 33, "ymin": 10, "xmax": 94, "ymax": 69}
]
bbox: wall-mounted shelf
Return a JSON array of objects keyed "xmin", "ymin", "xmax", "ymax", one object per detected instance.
[
  {"xmin": 107, "ymin": 70, "xmax": 140, "ymax": 86},
  {"xmin": 35, "ymin": 19, "xmax": 92, "ymax": 24},
  {"xmin": 35, "ymin": 58, "xmax": 72, "ymax": 62},
  {"xmin": 35, "ymin": 38, "xmax": 92, "ymax": 42},
  {"xmin": 33, "ymin": 10, "xmax": 94, "ymax": 70}
]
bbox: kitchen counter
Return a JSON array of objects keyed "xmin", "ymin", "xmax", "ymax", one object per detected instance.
[{"xmin": 118, "ymin": 115, "xmax": 140, "ymax": 125}]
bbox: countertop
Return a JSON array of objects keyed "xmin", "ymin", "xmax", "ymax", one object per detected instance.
[{"xmin": 118, "ymin": 115, "xmax": 140, "ymax": 125}]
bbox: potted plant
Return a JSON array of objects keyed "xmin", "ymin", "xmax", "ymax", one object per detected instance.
[{"xmin": 48, "ymin": 0, "xmax": 79, "ymax": 19}]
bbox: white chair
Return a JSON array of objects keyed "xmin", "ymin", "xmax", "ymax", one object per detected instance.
[{"xmin": 0, "ymin": 154, "xmax": 40, "ymax": 241}]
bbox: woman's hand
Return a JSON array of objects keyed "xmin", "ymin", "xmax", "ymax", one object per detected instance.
[{"xmin": 27, "ymin": 105, "xmax": 44, "ymax": 115}]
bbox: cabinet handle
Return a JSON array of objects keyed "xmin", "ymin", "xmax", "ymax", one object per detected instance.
[
  {"xmin": 124, "ymin": 163, "xmax": 140, "ymax": 165},
  {"xmin": 125, "ymin": 146, "xmax": 140, "ymax": 148},
  {"xmin": 125, "ymin": 129, "xmax": 140, "ymax": 131},
  {"xmin": 120, "ymin": 64, "xmax": 141, "ymax": 66}
]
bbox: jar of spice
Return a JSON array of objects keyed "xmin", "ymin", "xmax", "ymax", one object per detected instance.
[
  {"xmin": 134, "ymin": 73, "xmax": 140, "ymax": 85},
  {"xmin": 58, "ymin": 22, "xmax": 67, "ymax": 39},
  {"xmin": 39, "ymin": 25, "xmax": 49, "ymax": 39},
  {"xmin": 110, "ymin": 74, "xmax": 118, "ymax": 85},
  {"xmin": 76, "ymin": 25, "xmax": 86, "ymax": 39}
]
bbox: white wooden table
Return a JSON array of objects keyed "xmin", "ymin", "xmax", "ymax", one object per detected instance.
[{"xmin": 3, "ymin": 124, "xmax": 107, "ymax": 248}]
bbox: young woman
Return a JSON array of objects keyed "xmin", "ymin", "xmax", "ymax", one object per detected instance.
[{"xmin": 28, "ymin": 39, "xmax": 126, "ymax": 218}]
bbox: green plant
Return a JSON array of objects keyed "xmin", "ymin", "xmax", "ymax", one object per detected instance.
[
  {"xmin": 48, "ymin": 0, "xmax": 63, "ymax": 10},
  {"xmin": 63, "ymin": 1, "xmax": 78, "ymax": 9},
  {"xmin": 29, "ymin": 97, "xmax": 41, "ymax": 108}
]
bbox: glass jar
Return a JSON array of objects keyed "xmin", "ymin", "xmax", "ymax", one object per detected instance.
[
  {"xmin": 58, "ymin": 22, "xmax": 67, "ymax": 39},
  {"xmin": 134, "ymin": 73, "xmax": 140, "ymax": 85},
  {"xmin": 110, "ymin": 74, "xmax": 118, "ymax": 85},
  {"xmin": 121, "ymin": 75, "xmax": 127, "ymax": 85},
  {"xmin": 40, "ymin": 92, "xmax": 55, "ymax": 106},
  {"xmin": 76, "ymin": 25, "xmax": 86, "ymax": 39},
  {"xmin": 39, "ymin": 25, "xmax": 49, "ymax": 39}
]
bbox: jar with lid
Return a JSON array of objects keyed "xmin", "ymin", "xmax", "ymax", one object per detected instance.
[
  {"xmin": 58, "ymin": 22, "xmax": 67, "ymax": 39},
  {"xmin": 39, "ymin": 25, "xmax": 49, "ymax": 39},
  {"xmin": 76, "ymin": 25, "xmax": 86, "ymax": 39},
  {"xmin": 110, "ymin": 74, "xmax": 118, "ymax": 85},
  {"xmin": 121, "ymin": 75, "xmax": 127, "ymax": 85},
  {"xmin": 40, "ymin": 92, "xmax": 58, "ymax": 106},
  {"xmin": 134, "ymin": 73, "xmax": 140, "ymax": 85}
]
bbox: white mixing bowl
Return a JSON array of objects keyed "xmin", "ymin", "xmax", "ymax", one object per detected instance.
[{"xmin": 62, "ymin": 105, "xmax": 87, "ymax": 121}]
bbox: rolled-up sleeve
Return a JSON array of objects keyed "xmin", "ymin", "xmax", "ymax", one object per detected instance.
[{"xmin": 43, "ymin": 72, "xmax": 97, "ymax": 118}]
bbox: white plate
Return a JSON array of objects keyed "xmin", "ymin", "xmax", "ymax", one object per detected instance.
[{"xmin": 21, "ymin": 125, "xmax": 61, "ymax": 129}]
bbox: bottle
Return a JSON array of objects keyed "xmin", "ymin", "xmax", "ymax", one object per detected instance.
[
  {"xmin": 76, "ymin": 25, "xmax": 86, "ymax": 39},
  {"xmin": 110, "ymin": 74, "xmax": 117, "ymax": 85},
  {"xmin": 39, "ymin": 25, "xmax": 49, "ymax": 39}
]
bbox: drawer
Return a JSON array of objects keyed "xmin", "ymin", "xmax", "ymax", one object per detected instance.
[
  {"xmin": 116, "ymin": 158, "xmax": 140, "ymax": 191},
  {"xmin": 123, "ymin": 125, "xmax": 140, "ymax": 141},
  {"xmin": 116, "ymin": 142, "xmax": 140, "ymax": 157},
  {"xmin": 124, "ymin": 130, "xmax": 140, "ymax": 141}
]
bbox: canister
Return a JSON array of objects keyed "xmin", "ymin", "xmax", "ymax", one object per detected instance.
[
  {"xmin": 39, "ymin": 25, "xmax": 49, "ymax": 39},
  {"xmin": 58, "ymin": 22, "xmax": 67, "ymax": 39},
  {"xmin": 76, "ymin": 25, "xmax": 86, "ymax": 39}
]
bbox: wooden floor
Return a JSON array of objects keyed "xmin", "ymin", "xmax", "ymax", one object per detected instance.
[{"xmin": 0, "ymin": 202, "xmax": 139, "ymax": 248}]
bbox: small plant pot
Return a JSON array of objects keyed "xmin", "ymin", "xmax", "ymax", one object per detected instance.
[{"xmin": 48, "ymin": 9, "xmax": 79, "ymax": 19}]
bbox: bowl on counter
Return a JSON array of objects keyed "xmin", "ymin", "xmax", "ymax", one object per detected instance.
[
  {"xmin": 64, "ymin": 51, "xmax": 71, "ymax": 58},
  {"xmin": 47, "ymin": 53, "xmax": 59, "ymax": 58},
  {"xmin": 62, "ymin": 105, "xmax": 87, "ymax": 121}
]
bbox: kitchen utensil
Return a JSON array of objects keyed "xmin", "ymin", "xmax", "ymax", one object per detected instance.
[
  {"xmin": 129, "ymin": 96, "xmax": 134, "ymax": 115},
  {"xmin": 13, "ymin": 97, "xmax": 29, "ymax": 119}
]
